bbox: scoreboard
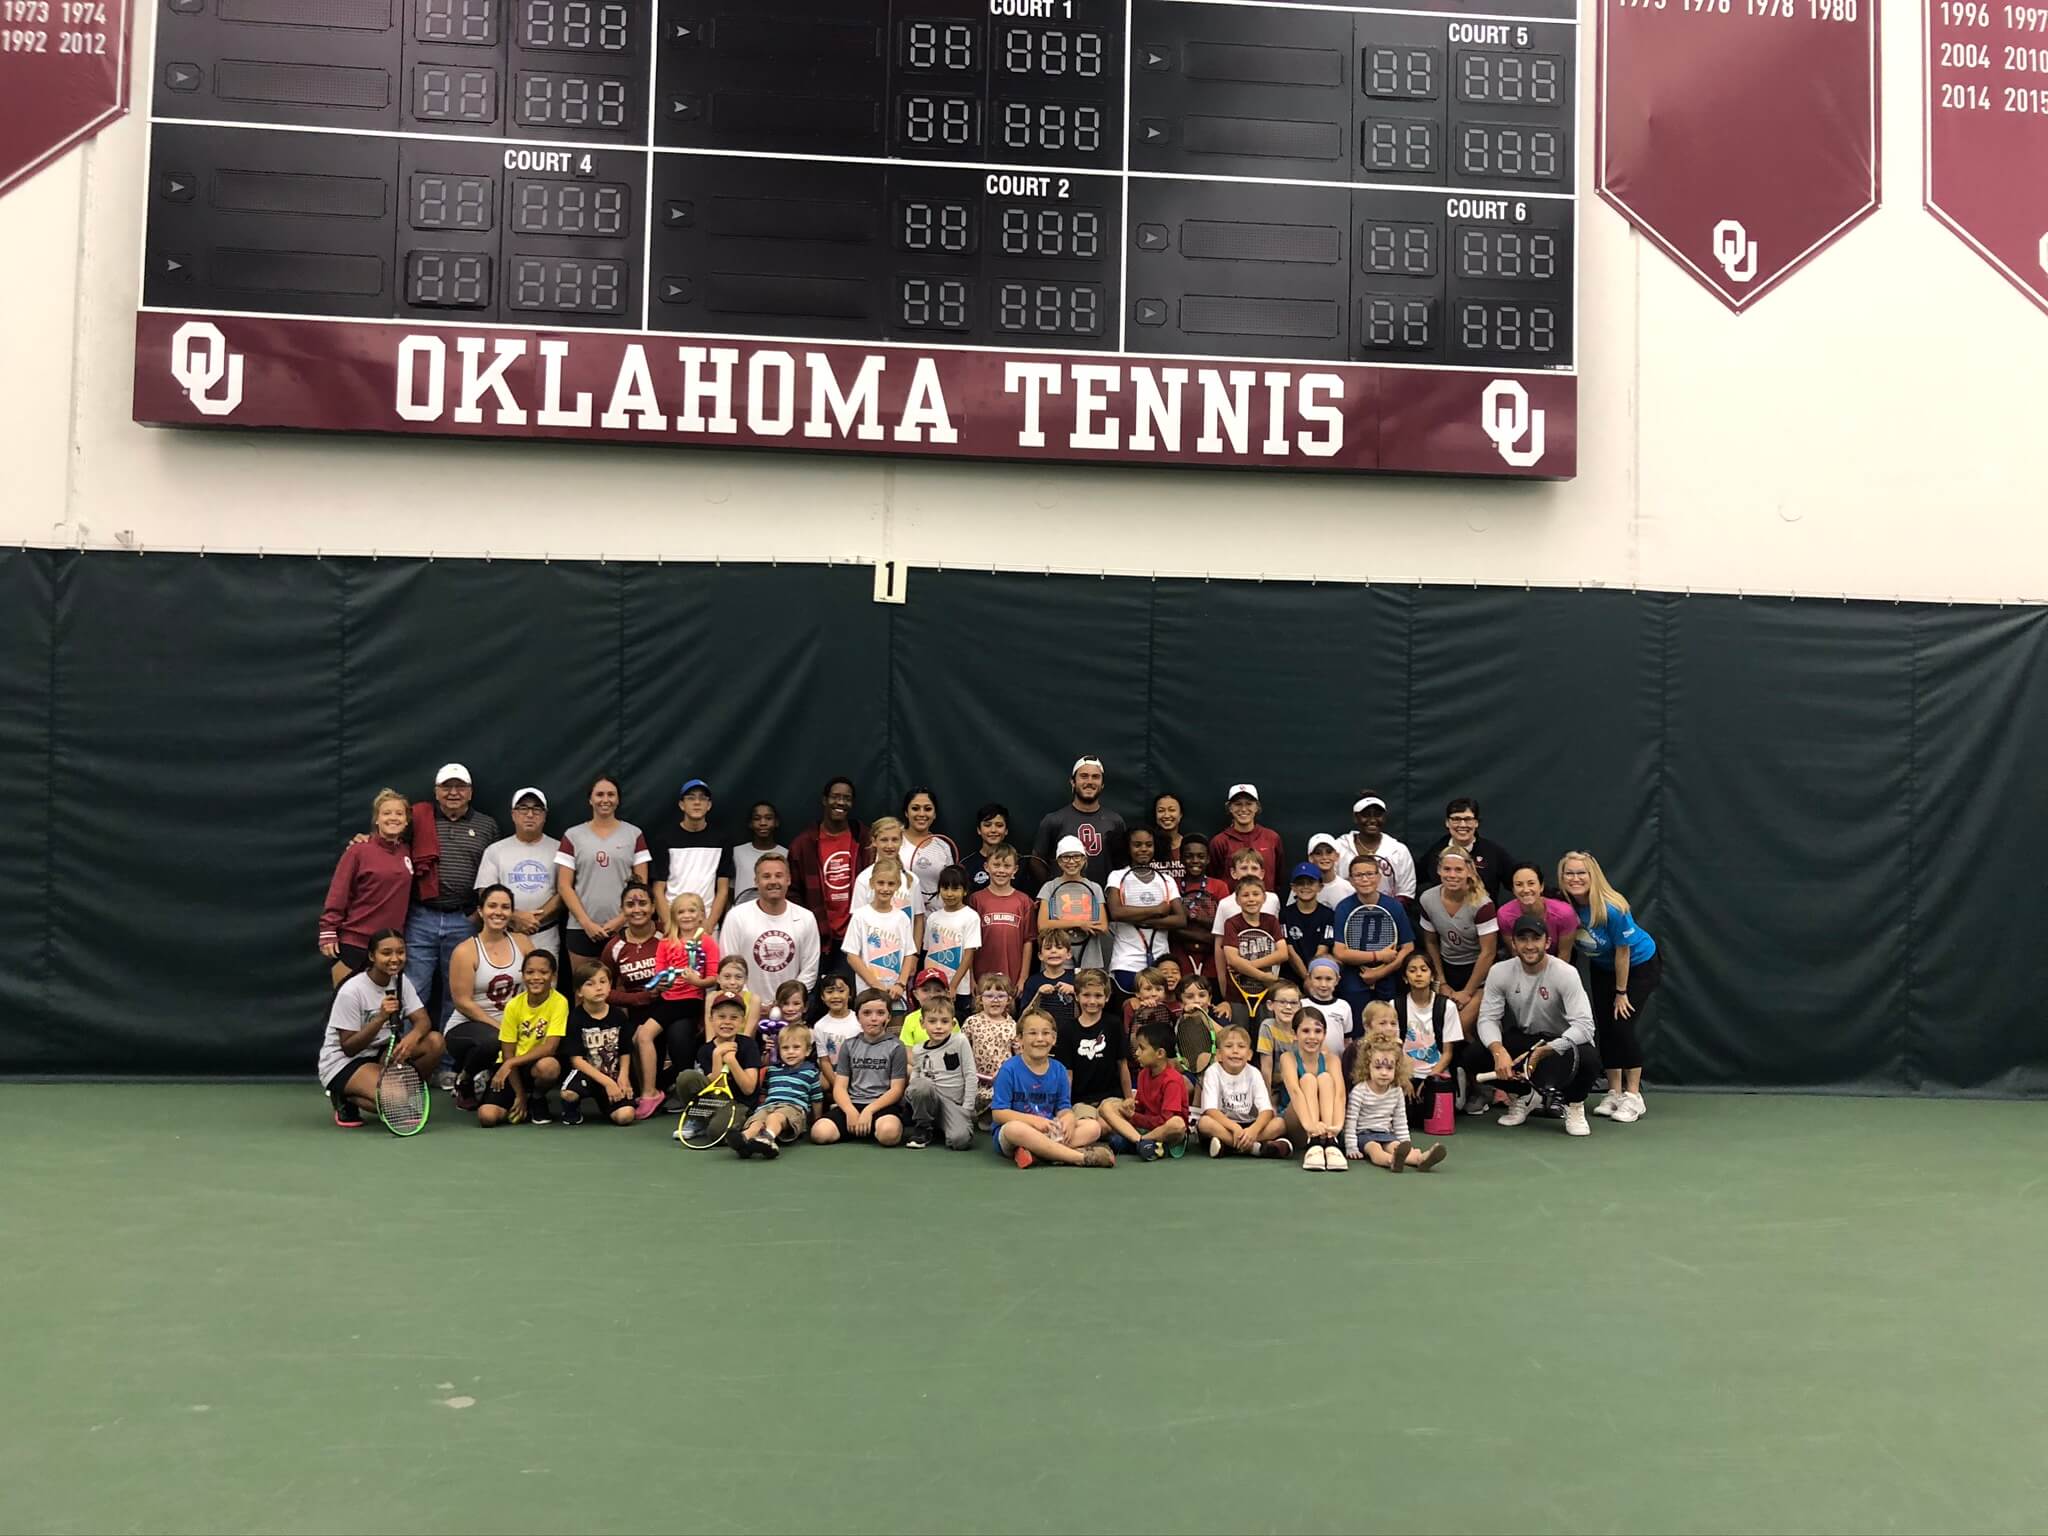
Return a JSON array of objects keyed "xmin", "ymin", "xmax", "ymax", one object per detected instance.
[{"xmin": 132, "ymin": 0, "xmax": 1579, "ymax": 476}]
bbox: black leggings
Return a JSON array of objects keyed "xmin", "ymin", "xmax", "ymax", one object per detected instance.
[
  {"xmin": 446, "ymin": 1020, "xmax": 500, "ymax": 1083},
  {"xmin": 1590, "ymin": 952, "xmax": 1662, "ymax": 1071}
]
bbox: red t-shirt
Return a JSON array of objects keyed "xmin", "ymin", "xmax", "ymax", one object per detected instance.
[
  {"xmin": 1133, "ymin": 1062, "xmax": 1191, "ymax": 1131},
  {"xmin": 970, "ymin": 886, "xmax": 1037, "ymax": 986},
  {"xmin": 816, "ymin": 828, "xmax": 858, "ymax": 940},
  {"xmin": 1220, "ymin": 912, "xmax": 1283, "ymax": 1001},
  {"xmin": 1209, "ymin": 825, "xmax": 1285, "ymax": 887}
]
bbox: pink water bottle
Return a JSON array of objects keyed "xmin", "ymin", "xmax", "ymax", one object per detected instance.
[{"xmin": 1424, "ymin": 1087, "xmax": 1456, "ymax": 1137}]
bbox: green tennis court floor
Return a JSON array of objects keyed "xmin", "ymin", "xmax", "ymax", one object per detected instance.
[{"xmin": 3, "ymin": 1086, "xmax": 2042, "ymax": 1536}]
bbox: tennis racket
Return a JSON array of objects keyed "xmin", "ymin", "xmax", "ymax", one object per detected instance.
[
  {"xmin": 1474, "ymin": 1050, "xmax": 1531, "ymax": 1086},
  {"xmin": 1344, "ymin": 900, "xmax": 1398, "ymax": 985},
  {"xmin": 1046, "ymin": 878, "xmax": 1102, "ymax": 928},
  {"xmin": 1233, "ymin": 926, "xmax": 1276, "ymax": 1021},
  {"xmin": 675, "ymin": 1067, "xmax": 740, "ymax": 1148},
  {"xmin": 376, "ymin": 1029, "xmax": 430, "ymax": 1137}
]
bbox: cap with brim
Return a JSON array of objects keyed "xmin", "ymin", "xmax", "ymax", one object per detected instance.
[
  {"xmin": 1227, "ymin": 782, "xmax": 1260, "ymax": 801},
  {"xmin": 1056, "ymin": 835, "xmax": 1086, "ymax": 857},
  {"xmin": 1307, "ymin": 833, "xmax": 1339, "ymax": 854},
  {"xmin": 1307, "ymin": 956, "xmax": 1341, "ymax": 974},
  {"xmin": 1290, "ymin": 861, "xmax": 1321, "ymax": 883},
  {"xmin": 512, "ymin": 786, "xmax": 547, "ymax": 809},
  {"xmin": 913, "ymin": 968, "xmax": 950, "ymax": 989},
  {"xmin": 679, "ymin": 778, "xmax": 710, "ymax": 797},
  {"xmin": 436, "ymin": 762, "xmax": 472, "ymax": 785},
  {"xmin": 1071, "ymin": 755, "xmax": 1103, "ymax": 776},
  {"xmin": 1511, "ymin": 913, "xmax": 1548, "ymax": 938},
  {"xmin": 1353, "ymin": 794, "xmax": 1387, "ymax": 813}
]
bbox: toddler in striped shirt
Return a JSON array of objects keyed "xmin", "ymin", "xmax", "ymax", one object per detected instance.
[
  {"xmin": 735, "ymin": 1023, "xmax": 824, "ymax": 1160},
  {"xmin": 1342, "ymin": 1029, "xmax": 1447, "ymax": 1172}
]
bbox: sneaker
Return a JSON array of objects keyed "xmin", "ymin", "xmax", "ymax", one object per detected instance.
[
  {"xmin": 1611, "ymin": 1094, "xmax": 1642, "ymax": 1124},
  {"xmin": 1265, "ymin": 1137, "xmax": 1293, "ymax": 1160},
  {"xmin": 1387, "ymin": 1139, "xmax": 1410, "ymax": 1173},
  {"xmin": 732, "ymin": 1131, "xmax": 755, "ymax": 1158},
  {"xmin": 1415, "ymin": 1143, "xmax": 1447, "ymax": 1171},
  {"xmin": 1323, "ymin": 1142, "xmax": 1348, "ymax": 1171},
  {"xmin": 1303, "ymin": 1143, "xmax": 1327, "ymax": 1171},
  {"xmin": 1081, "ymin": 1144, "xmax": 1116, "ymax": 1168},
  {"xmin": 1496, "ymin": 1092, "xmax": 1538, "ymax": 1128},
  {"xmin": 634, "ymin": 1095, "xmax": 664, "ymax": 1121},
  {"xmin": 755, "ymin": 1134, "xmax": 781, "ymax": 1160},
  {"xmin": 1592, "ymin": 1093, "xmax": 1622, "ymax": 1118},
  {"xmin": 1168, "ymin": 1138, "xmax": 1186, "ymax": 1159},
  {"xmin": 332, "ymin": 1100, "xmax": 363, "ymax": 1129},
  {"xmin": 1138, "ymin": 1139, "xmax": 1163, "ymax": 1161},
  {"xmin": 905, "ymin": 1127, "xmax": 932, "ymax": 1149},
  {"xmin": 1208, "ymin": 1135, "xmax": 1226, "ymax": 1158},
  {"xmin": 661, "ymin": 1091, "xmax": 689, "ymax": 1115},
  {"xmin": 1563, "ymin": 1103, "xmax": 1591, "ymax": 1137},
  {"xmin": 432, "ymin": 1067, "xmax": 458, "ymax": 1093},
  {"xmin": 528, "ymin": 1092, "xmax": 556, "ymax": 1126},
  {"xmin": 1014, "ymin": 1147, "xmax": 1035, "ymax": 1169},
  {"xmin": 1462, "ymin": 1089, "xmax": 1493, "ymax": 1116},
  {"xmin": 452, "ymin": 1081, "xmax": 479, "ymax": 1113},
  {"xmin": 1628, "ymin": 1091, "xmax": 1648, "ymax": 1118},
  {"xmin": 559, "ymin": 1098, "xmax": 585, "ymax": 1127}
]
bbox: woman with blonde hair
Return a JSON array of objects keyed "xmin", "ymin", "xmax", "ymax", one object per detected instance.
[
  {"xmin": 318, "ymin": 788, "xmax": 415, "ymax": 987},
  {"xmin": 849, "ymin": 816, "xmax": 916, "ymax": 919},
  {"xmin": 1557, "ymin": 850, "xmax": 1662, "ymax": 1123}
]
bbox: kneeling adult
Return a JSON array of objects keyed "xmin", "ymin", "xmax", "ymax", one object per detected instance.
[{"xmin": 1474, "ymin": 914, "xmax": 1600, "ymax": 1137}]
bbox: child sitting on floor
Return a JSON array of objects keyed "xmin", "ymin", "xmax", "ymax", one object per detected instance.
[{"xmin": 1343, "ymin": 1029, "xmax": 1447, "ymax": 1172}]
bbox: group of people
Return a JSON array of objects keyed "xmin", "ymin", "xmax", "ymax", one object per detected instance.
[{"xmin": 317, "ymin": 756, "xmax": 1663, "ymax": 1166}]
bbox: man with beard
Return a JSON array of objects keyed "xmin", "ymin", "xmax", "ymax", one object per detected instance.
[{"xmin": 1031, "ymin": 755, "xmax": 1127, "ymax": 889}]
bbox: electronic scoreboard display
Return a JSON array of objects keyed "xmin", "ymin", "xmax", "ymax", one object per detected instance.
[{"xmin": 132, "ymin": 0, "xmax": 1578, "ymax": 477}]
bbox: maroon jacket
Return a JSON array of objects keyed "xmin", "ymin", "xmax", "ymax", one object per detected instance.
[
  {"xmin": 787, "ymin": 818, "xmax": 868, "ymax": 942},
  {"xmin": 320, "ymin": 836, "xmax": 414, "ymax": 950}
]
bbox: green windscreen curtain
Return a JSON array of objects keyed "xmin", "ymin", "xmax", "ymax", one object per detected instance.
[{"xmin": 0, "ymin": 549, "xmax": 2039, "ymax": 1095}]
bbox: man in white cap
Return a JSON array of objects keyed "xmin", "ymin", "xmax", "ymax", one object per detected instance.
[
  {"xmin": 1209, "ymin": 784, "xmax": 1283, "ymax": 887},
  {"xmin": 1031, "ymin": 755, "xmax": 1126, "ymax": 889},
  {"xmin": 475, "ymin": 786, "xmax": 563, "ymax": 955},
  {"xmin": 1335, "ymin": 792, "xmax": 1416, "ymax": 904},
  {"xmin": 405, "ymin": 763, "xmax": 500, "ymax": 1025}
]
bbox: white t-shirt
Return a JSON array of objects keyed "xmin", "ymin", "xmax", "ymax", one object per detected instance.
[
  {"xmin": 318, "ymin": 972, "xmax": 423, "ymax": 1084},
  {"xmin": 1105, "ymin": 865, "xmax": 1182, "ymax": 974},
  {"xmin": 1402, "ymin": 992, "xmax": 1464, "ymax": 1075},
  {"xmin": 1317, "ymin": 876, "xmax": 1346, "ymax": 909},
  {"xmin": 1303, "ymin": 995, "xmax": 1355, "ymax": 1048},
  {"xmin": 476, "ymin": 834, "xmax": 561, "ymax": 954},
  {"xmin": 1209, "ymin": 891, "xmax": 1282, "ymax": 934},
  {"xmin": 1200, "ymin": 1061, "xmax": 1273, "ymax": 1123},
  {"xmin": 812, "ymin": 1012, "xmax": 863, "ymax": 1069},
  {"xmin": 903, "ymin": 833, "xmax": 961, "ymax": 913},
  {"xmin": 843, "ymin": 904, "xmax": 915, "ymax": 992},
  {"xmin": 730, "ymin": 842, "xmax": 787, "ymax": 905},
  {"xmin": 850, "ymin": 865, "xmax": 917, "ymax": 919},
  {"xmin": 1335, "ymin": 832, "xmax": 1418, "ymax": 900},
  {"xmin": 717, "ymin": 899, "xmax": 821, "ymax": 1001},
  {"xmin": 920, "ymin": 904, "xmax": 984, "ymax": 996}
]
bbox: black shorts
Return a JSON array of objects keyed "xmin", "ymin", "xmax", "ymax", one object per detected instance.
[
  {"xmin": 328, "ymin": 943, "xmax": 370, "ymax": 975},
  {"xmin": 561, "ymin": 1069, "xmax": 631, "ymax": 1113},
  {"xmin": 565, "ymin": 929, "xmax": 605, "ymax": 959},
  {"xmin": 1443, "ymin": 960, "xmax": 1475, "ymax": 992},
  {"xmin": 324, "ymin": 1054, "xmax": 380, "ymax": 1099},
  {"xmin": 480, "ymin": 1064, "xmax": 548, "ymax": 1110},
  {"xmin": 822, "ymin": 1101, "xmax": 902, "ymax": 1135}
]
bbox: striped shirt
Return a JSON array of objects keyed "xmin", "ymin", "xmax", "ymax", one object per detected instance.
[
  {"xmin": 1342, "ymin": 1082, "xmax": 1411, "ymax": 1157},
  {"xmin": 759, "ymin": 1059, "xmax": 823, "ymax": 1114},
  {"xmin": 424, "ymin": 808, "xmax": 499, "ymax": 912}
]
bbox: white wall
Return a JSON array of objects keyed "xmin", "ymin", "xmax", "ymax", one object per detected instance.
[{"xmin": 4, "ymin": 3, "xmax": 2045, "ymax": 601}]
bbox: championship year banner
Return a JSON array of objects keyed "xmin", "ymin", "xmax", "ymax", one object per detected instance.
[
  {"xmin": 1925, "ymin": 0, "xmax": 2048, "ymax": 312},
  {"xmin": 0, "ymin": 0, "xmax": 130, "ymax": 197},
  {"xmin": 1597, "ymin": 0, "xmax": 1880, "ymax": 310}
]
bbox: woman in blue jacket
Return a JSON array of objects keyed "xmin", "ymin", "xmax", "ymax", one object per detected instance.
[{"xmin": 1558, "ymin": 850, "xmax": 1661, "ymax": 1124}]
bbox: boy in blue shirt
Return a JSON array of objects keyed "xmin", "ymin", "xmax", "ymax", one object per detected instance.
[
  {"xmin": 1281, "ymin": 861, "xmax": 1336, "ymax": 985},
  {"xmin": 735, "ymin": 1022, "xmax": 824, "ymax": 1159},
  {"xmin": 990, "ymin": 1009, "xmax": 1115, "ymax": 1169}
]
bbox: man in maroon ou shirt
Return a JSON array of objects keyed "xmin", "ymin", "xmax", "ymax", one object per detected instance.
[{"xmin": 788, "ymin": 776, "xmax": 866, "ymax": 988}]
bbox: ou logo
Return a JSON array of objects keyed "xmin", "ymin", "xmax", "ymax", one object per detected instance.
[
  {"xmin": 1481, "ymin": 380, "xmax": 1545, "ymax": 469},
  {"xmin": 169, "ymin": 321, "xmax": 245, "ymax": 417},
  {"xmin": 1712, "ymin": 218, "xmax": 1759, "ymax": 284}
]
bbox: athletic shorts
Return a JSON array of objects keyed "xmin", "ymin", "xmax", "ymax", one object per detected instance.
[
  {"xmin": 561, "ymin": 1069, "xmax": 630, "ymax": 1113},
  {"xmin": 480, "ymin": 1065, "xmax": 547, "ymax": 1110},
  {"xmin": 323, "ymin": 1054, "xmax": 379, "ymax": 1098},
  {"xmin": 823, "ymin": 1101, "xmax": 901, "ymax": 1136},
  {"xmin": 1066, "ymin": 1101, "xmax": 1104, "ymax": 1121},
  {"xmin": 564, "ymin": 929, "xmax": 605, "ymax": 959},
  {"xmin": 328, "ymin": 944, "xmax": 369, "ymax": 975},
  {"xmin": 746, "ymin": 1102, "xmax": 812, "ymax": 1141}
]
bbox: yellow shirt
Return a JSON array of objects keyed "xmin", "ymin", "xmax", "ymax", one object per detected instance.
[
  {"xmin": 899, "ymin": 1009, "xmax": 929, "ymax": 1054},
  {"xmin": 499, "ymin": 991, "xmax": 568, "ymax": 1057}
]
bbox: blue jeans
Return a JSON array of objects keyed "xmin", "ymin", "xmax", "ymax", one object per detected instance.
[{"xmin": 404, "ymin": 907, "xmax": 473, "ymax": 1027}]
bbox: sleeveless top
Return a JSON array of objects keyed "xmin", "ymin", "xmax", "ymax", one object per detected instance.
[
  {"xmin": 1290, "ymin": 1046, "xmax": 1329, "ymax": 1078},
  {"xmin": 457, "ymin": 934, "xmax": 522, "ymax": 1028}
]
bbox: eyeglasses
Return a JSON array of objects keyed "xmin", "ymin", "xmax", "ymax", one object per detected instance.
[{"xmin": 1447, "ymin": 816, "xmax": 1479, "ymax": 825}]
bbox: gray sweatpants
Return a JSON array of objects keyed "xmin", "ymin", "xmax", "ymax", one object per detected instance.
[{"xmin": 906, "ymin": 1078, "xmax": 976, "ymax": 1149}]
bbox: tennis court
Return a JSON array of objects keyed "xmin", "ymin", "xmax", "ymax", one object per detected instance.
[{"xmin": 6, "ymin": 1085, "xmax": 2041, "ymax": 1535}]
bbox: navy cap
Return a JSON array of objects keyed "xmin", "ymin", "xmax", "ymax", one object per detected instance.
[
  {"xmin": 679, "ymin": 778, "xmax": 711, "ymax": 797},
  {"xmin": 1511, "ymin": 913, "xmax": 1548, "ymax": 938},
  {"xmin": 1290, "ymin": 860, "xmax": 1321, "ymax": 883}
]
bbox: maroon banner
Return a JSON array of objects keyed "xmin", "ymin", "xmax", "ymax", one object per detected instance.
[
  {"xmin": 0, "ymin": 0, "xmax": 130, "ymax": 198},
  {"xmin": 1925, "ymin": 0, "xmax": 2048, "ymax": 312},
  {"xmin": 131, "ymin": 313, "xmax": 1577, "ymax": 479},
  {"xmin": 1598, "ymin": 0, "xmax": 1881, "ymax": 311}
]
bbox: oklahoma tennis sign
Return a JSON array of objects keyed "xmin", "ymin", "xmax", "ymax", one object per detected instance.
[{"xmin": 0, "ymin": 0, "xmax": 131, "ymax": 197}]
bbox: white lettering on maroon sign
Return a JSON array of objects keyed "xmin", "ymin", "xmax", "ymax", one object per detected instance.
[
  {"xmin": 1925, "ymin": 0, "xmax": 2048, "ymax": 312},
  {"xmin": 1597, "ymin": 0, "xmax": 1880, "ymax": 310},
  {"xmin": 131, "ymin": 313, "xmax": 1579, "ymax": 478},
  {"xmin": 0, "ymin": 0, "xmax": 129, "ymax": 196}
]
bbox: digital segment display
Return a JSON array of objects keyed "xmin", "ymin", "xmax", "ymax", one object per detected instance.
[{"xmin": 136, "ymin": 0, "xmax": 1581, "ymax": 477}]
